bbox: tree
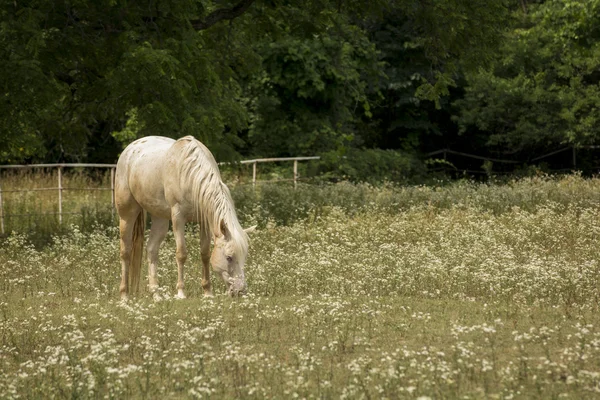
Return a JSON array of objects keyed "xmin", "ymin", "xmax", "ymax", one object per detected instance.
[
  {"xmin": 244, "ymin": 0, "xmax": 510, "ymax": 156},
  {"xmin": 455, "ymin": 0, "xmax": 600, "ymax": 155},
  {"xmin": 0, "ymin": 0, "xmax": 510, "ymax": 163},
  {"xmin": 242, "ymin": 1, "xmax": 381, "ymax": 156},
  {"xmin": 0, "ymin": 0, "xmax": 257, "ymax": 163}
]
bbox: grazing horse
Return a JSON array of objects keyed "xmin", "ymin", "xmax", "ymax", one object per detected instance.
[{"xmin": 115, "ymin": 136, "xmax": 255, "ymax": 300}]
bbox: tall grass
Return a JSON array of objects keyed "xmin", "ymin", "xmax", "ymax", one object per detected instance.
[
  {"xmin": 232, "ymin": 173, "xmax": 600, "ymax": 227},
  {"xmin": 1, "ymin": 175, "xmax": 600, "ymax": 398},
  {"xmin": 0, "ymin": 169, "xmax": 114, "ymax": 243},
  {"xmin": 2, "ymin": 170, "xmax": 600, "ymax": 246}
]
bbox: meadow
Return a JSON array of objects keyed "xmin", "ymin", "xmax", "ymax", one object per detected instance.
[{"xmin": 1, "ymin": 174, "xmax": 600, "ymax": 398}]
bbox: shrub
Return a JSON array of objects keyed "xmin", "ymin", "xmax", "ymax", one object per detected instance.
[{"xmin": 315, "ymin": 148, "xmax": 426, "ymax": 183}]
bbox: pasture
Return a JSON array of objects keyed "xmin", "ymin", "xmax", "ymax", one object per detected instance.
[{"xmin": 1, "ymin": 175, "xmax": 600, "ymax": 398}]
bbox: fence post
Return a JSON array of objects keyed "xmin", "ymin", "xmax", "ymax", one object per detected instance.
[
  {"xmin": 252, "ymin": 161, "xmax": 257, "ymax": 187},
  {"xmin": 0, "ymin": 184, "xmax": 4, "ymax": 235},
  {"xmin": 58, "ymin": 166, "xmax": 63, "ymax": 224},
  {"xmin": 110, "ymin": 167, "xmax": 115, "ymax": 215},
  {"xmin": 293, "ymin": 160, "xmax": 298, "ymax": 189}
]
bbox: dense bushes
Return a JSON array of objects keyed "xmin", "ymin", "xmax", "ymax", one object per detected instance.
[
  {"xmin": 315, "ymin": 148, "xmax": 426, "ymax": 183},
  {"xmin": 231, "ymin": 174, "xmax": 600, "ymax": 228}
]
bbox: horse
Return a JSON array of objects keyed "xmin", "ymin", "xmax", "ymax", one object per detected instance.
[{"xmin": 115, "ymin": 135, "xmax": 255, "ymax": 300}]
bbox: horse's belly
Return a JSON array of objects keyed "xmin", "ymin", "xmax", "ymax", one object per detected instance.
[
  {"xmin": 127, "ymin": 167, "xmax": 170, "ymax": 219},
  {"xmin": 135, "ymin": 193, "xmax": 172, "ymax": 219}
]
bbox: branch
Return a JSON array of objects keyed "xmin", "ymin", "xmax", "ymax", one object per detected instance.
[
  {"xmin": 191, "ymin": 0, "xmax": 256, "ymax": 30},
  {"xmin": 519, "ymin": 0, "xmax": 528, "ymax": 14}
]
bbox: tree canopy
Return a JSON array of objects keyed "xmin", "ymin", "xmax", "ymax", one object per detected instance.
[
  {"xmin": 5, "ymin": 0, "xmax": 595, "ymax": 171},
  {"xmin": 455, "ymin": 0, "xmax": 600, "ymax": 155}
]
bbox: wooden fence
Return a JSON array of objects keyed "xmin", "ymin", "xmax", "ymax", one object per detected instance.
[
  {"xmin": 0, "ymin": 156, "xmax": 320, "ymax": 234},
  {"xmin": 426, "ymin": 145, "xmax": 600, "ymax": 175}
]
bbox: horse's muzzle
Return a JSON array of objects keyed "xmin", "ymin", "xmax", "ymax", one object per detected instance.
[{"xmin": 228, "ymin": 279, "xmax": 247, "ymax": 297}]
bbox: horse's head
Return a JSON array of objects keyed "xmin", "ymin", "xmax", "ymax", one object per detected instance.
[{"xmin": 211, "ymin": 222, "xmax": 256, "ymax": 296}]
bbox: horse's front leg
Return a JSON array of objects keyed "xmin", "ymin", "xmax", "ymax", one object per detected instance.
[
  {"xmin": 171, "ymin": 209, "xmax": 187, "ymax": 299},
  {"xmin": 200, "ymin": 228, "xmax": 212, "ymax": 297}
]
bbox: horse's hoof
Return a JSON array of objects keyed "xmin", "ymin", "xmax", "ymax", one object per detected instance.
[{"xmin": 175, "ymin": 290, "xmax": 186, "ymax": 299}]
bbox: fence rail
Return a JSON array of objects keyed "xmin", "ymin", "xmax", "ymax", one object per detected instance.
[
  {"xmin": 426, "ymin": 145, "xmax": 599, "ymax": 171},
  {"xmin": 0, "ymin": 156, "xmax": 320, "ymax": 234}
]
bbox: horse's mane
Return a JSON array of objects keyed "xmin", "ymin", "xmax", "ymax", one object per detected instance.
[{"xmin": 178, "ymin": 136, "xmax": 248, "ymax": 260}]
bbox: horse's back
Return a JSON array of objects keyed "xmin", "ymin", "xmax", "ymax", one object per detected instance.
[
  {"xmin": 116, "ymin": 135, "xmax": 221, "ymax": 221},
  {"xmin": 115, "ymin": 136, "xmax": 176, "ymax": 218}
]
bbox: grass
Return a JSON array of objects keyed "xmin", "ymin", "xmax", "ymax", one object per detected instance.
[
  {"xmin": 2, "ymin": 168, "xmax": 600, "ymax": 242},
  {"xmin": 0, "ymin": 169, "xmax": 114, "ymax": 244},
  {"xmin": 1, "ymin": 174, "xmax": 600, "ymax": 398}
]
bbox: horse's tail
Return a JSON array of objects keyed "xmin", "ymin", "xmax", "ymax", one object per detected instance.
[{"xmin": 130, "ymin": 210, "xmax": 145, "ymax": 293}]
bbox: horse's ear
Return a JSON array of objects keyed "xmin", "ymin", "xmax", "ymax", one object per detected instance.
[
  {"xmin": 244, "ymin": 225, "xmax": 257, "ymax": 234},
  {"xmin": 220, "ymin": 219, "xmax": 230, "ymax": 238}
]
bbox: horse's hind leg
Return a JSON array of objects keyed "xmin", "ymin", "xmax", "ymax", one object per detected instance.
[
  {"xmin": 118, "ymin": 208, "xmax": 141, "ymax": 300},
  {"xmin": 147, "ymin": 216, "xmax": 169, "ymax": 293}
]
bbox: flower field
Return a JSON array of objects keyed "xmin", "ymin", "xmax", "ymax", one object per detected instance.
[{"xmin": 1, "ymin": 176, "xmax": 600, "ymax": 398}]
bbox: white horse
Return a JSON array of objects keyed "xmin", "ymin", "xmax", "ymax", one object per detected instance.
[{"xmin": 115, "ymin": 135, "xmax": 255, "ymax": 300}]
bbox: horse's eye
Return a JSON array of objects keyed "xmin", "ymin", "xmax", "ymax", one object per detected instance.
[{"xmin": 226, "ymin": 256, "xmax": 233, "ymax": 262}]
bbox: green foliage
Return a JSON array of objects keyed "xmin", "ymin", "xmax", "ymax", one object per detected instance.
[
  {"xmin": 402, "ymin": 0, "xmax": 510, "ymax": 103},
  {"xmin": 240, "ymin": 0, "xmax": 386, "ymax": 156},
  {"xmin": 245, "ymin": 0, "xmax": 510, "ymax": 156},
  {"xmin": 0, "ymin": 0, "xmax": 513, "ymax": 163},
  {"xmin": 455, "ymin": 0, "xmax": 600, "ymax": 153},
  {"xmin": 346, "ymin": 0, "xmax": 511, "ymax": 153},
  {"xmin": 111, "ymin": 108, "xmax": 142, "ymax": 145},
  {"xmin": 246, "ymin": 32, "xmax": 379, "ymax": 155},
  {"xmin": 0, "ymin": 0, "xmax": 252, "ymax": 163}
]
